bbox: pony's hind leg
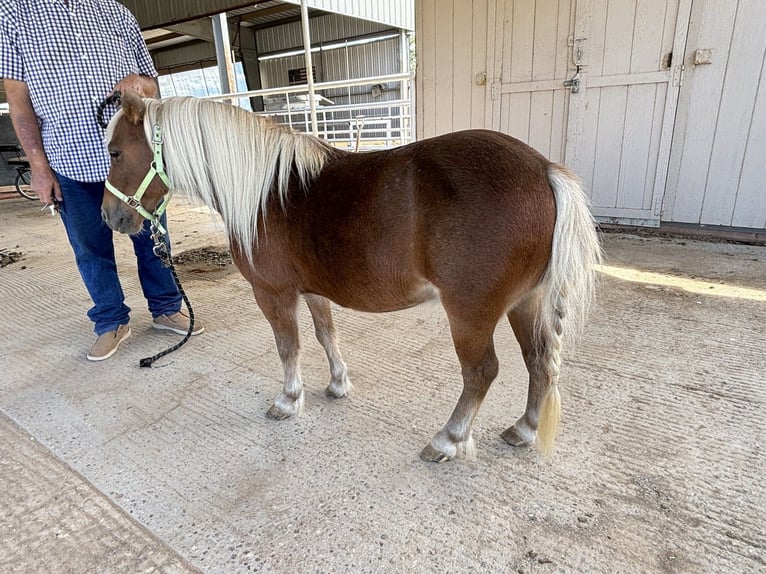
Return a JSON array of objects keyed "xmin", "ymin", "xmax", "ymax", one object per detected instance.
[
  {"xmin": 253, "ymin": 288, "xmax": 305, "ymax": 420},
  {"xmin": 420, "ymin": 315, "xmax": 499, "ymax": 463},
  {"xmin": 502, "ymin": 291, "xmax": 562, "ymax": 455},
  {"xmin": 304, "ymin": 294, "xmax": 352, "ymax": 398}
]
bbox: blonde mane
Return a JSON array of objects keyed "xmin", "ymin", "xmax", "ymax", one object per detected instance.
[{"xmin": 140, "ymin": 97, "xmax": 330, "ymax": 257}]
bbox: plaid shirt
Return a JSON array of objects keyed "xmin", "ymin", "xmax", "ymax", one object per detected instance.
[{"xmin": 0, "ymin": 0, "xmax": 157, "ymax": 181}]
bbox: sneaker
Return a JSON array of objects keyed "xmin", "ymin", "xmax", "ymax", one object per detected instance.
[
  {"xmin": 87, "ymin": 324, "xmax": 131, "ymax": 362},
  {"xmin": 152, "ymin": 311, "xmax": 205, "ymax": 336}
]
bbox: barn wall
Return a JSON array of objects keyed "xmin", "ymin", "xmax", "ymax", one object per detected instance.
[
  {"xmin": 415, "ymin": 0, "xmax": 766, "ymax": 231},
  {"xmin": 663, "ymin": 0, "xmax": 766, "ymax": 229},
  {"xmin": 415, "ymin": 0, "xmax": 490, "ymax": 137}
]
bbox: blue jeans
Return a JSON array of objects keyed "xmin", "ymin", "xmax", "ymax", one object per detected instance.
[{"xmin": 56, "ymin": 172, "xmax": 182, "ymax": 335}]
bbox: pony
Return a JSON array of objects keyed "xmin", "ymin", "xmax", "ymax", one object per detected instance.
[{"xmin": 101, "ymin": 90, "xmax": 601, "ymax": 462}]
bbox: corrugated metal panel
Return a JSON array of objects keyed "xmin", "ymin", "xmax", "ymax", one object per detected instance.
[
  {"xmin": 121, "ymin": 0, "xmax": 258, "ymax": 29},
  {"xmin": 259, "ymin": 35, "xmax": 401, "ymax": 92},
  {"xmin": 257, "ymin": 12, "xmax": 391, "ymax": 53},
  {"xmin": 124, "ymin": 0, "xmax": 412, "ymax": 31},
  {"xmin": 282, "ymin": 0, "xmax": 414, "ymax": 31}
]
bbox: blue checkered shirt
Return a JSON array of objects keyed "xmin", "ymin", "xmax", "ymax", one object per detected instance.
[{"xmin": 0, "ymin": 0, "xmax": 157, "ymax": 182}]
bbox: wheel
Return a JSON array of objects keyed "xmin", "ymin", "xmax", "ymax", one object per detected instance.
[{"xmin": 15, "ymin": 168, "xmax": 36, "ymax": 200}]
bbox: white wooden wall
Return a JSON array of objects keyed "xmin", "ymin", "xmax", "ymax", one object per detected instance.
[
  {"xmin": 416, "ymin": 0, "xmax": 766, "ymax": 231},
  {"xmin": 415, "ymin": 0, "xmax": 490, "ymax": 136},
  {"xmin": 664, "ymin": 0, "xmax": 766, "ymax": 229}
]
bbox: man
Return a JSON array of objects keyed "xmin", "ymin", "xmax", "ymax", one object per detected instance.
[{"xmin": 0, "ymin": 0, "xmax": 204, "ymax": 361}]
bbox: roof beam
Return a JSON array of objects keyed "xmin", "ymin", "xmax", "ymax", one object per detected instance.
[{"xmin": 120, "ymin": 0, "xmax": 268, "ymax": 29}]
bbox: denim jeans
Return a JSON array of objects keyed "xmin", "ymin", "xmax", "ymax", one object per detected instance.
[{"xmin": 56, "ymin": 172, "xmax": 182, "ymax": 335}]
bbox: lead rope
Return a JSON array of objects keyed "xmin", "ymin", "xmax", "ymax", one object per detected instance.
[
  {"xmin": 139, "ymin": 223, "xmax": 196, "ymax": 367},
  {"xmin": 97, "ymin": 92, "xmax": 196, "ymax": 367}
]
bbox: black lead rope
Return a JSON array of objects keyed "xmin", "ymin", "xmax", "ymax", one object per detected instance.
[
  {"xmin": 139, "ymin": 226, "xmax": 196, "ymax": 368},
  {"xmin": 96, "ymin": 92, "xmax": 196, "ymax": 367},
  {"xmin": 96, "ymin": 91, "xmax": 122, "ymax": 129}
]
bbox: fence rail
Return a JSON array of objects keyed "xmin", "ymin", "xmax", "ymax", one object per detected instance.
[{"xmin": 204, "ymin": 73, "xmax": 414, "ymax": 150}]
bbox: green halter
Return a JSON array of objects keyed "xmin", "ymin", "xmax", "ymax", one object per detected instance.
[{"xmin": 105, "ymin": 124, "xmax": 173, "ymax": 235}]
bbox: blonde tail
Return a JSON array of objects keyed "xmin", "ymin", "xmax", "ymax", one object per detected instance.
[{"xmin": 535, "ymin": 165, "xmax": 602, "ymax": 455}]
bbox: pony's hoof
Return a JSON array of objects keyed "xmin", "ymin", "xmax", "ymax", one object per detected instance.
[
  {"xmin": 266, "ymin": 392, "xmax": 304, "ymax": 420},
  {"xmin": 266, "ymin": 404, "xmax": 293, "ymax": 420},
  {"xmin": 325, "ymin": 379, "xmax": 350, "ymax": 399},
  {"xmin": 419, "ymin": 443, "xmax": 453, "ymax": 463},
  {"xmin": 501, "ymin": 425, "xmax": 534, "ymax": 447}
]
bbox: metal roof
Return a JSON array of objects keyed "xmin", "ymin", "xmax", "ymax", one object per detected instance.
[{"xmin": 0, "ymin": 1, "xmax": 413, "ymax": 104}]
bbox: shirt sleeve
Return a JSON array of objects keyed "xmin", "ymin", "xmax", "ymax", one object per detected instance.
[
  {"xmin": 0, "ymin": 8, "xmax": 24, "ymax": 81},
  {"xmin": 121, "ymin": 5, "xmax": 157, "ymax": 78}
]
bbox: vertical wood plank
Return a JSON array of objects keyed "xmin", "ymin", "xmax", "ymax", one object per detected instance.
[
  {"xmin": 486, "ymin": 0, "xmax": 504, "ymax": 130},
  {"xmin": 415, "ymin": 0, "xmax": 437, "ymax": 138},
  {"xmin": 508, "ymin": 93, "xmax": 532, "ymax": 142},
  {"xmin": 591, "ymin": 86, "xmax": 628, "ymax": 207},
  {"xmin": 529, "ymin": 91, "xmax": 554, "ymax": 156},
  {"xmin": 471, "ymin": 0, "xmax": 489, "ymax": 128},
  {"xmin": 510, "ymin": 0, "xmax": 535, "ymax": 82},
  {"xmin": 452, "ymin": 0, "xmax": 474, "ymax": 131},
  {"xmin": 433, "ymin": 0, "xmax": 455, "ymax": 135},
  {"xmin": 532, "ymin": 0, "xmax": 558, "ymax": 81},
  {"xmin": 602, "ymin": 0, "xmax": 636, "ymax": 75},
  {"xmin": 616, "ymin": 83, "xmax": 655, "ymax": 208},
  {"xmin": 643, "ymin": 82, "xmax": 666, "ymax": 210},
  {"xmin": 631, "ymin": 0, "xmax": 666, "ymax": 73},
  {"xmin": 574, "ymin": 88, "xmax": 602, "ymax": 194},
  {"xmin": 587, "ymin": 0, "xmax": 608, "ymax": 76},
  {"xmin": 667, "ymin": 0, "xmax": 738, "ymax": 223},
  {"xmin": 701, "ymin": 0, "xmax": 766, "ymax": 225},
  {"xmin": 732, "ymin": 49, "xmax": 766, "ymax": 229}
]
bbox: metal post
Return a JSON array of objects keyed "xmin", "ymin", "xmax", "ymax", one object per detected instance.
[
  {"xmin": 212, "ymin": 13, "xmax": 237, "ymax": 103},
  {"xmin": 300, "ymin": 0, "xmax": 319, "ymax": 136}
]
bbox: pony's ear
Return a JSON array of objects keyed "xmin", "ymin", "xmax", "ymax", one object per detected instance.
[{"xmin": 121, "ymin": 89, "xmax": 145, "ymax": 125}]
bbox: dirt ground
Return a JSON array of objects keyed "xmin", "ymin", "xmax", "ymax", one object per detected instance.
[{"xmin": 0, "ymin": 196, "xmax": 764, "ymax": 573}]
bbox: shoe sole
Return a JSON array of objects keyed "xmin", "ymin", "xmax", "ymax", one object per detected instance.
[
  {"xmin": 87, "ymin": 327, "xmax": 131, "ymax": 362},
  {"xmin": 152, "ymin": 322, "xmax": 205, "ymax": 336}
]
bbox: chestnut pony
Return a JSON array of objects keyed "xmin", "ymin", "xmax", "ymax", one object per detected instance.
[{"xmin": 102, "ymin": 91, "xmax": 600, "ymax": 462}]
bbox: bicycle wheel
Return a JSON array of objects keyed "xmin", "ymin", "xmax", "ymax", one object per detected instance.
[{"xmin": 15, "ymin": 168, "xmax": 36, "ymax": 200}]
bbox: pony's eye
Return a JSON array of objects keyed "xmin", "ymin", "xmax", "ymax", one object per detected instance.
[{"xmin": 109, "ymin": 150, "xmax": 122, "ymax": 159}]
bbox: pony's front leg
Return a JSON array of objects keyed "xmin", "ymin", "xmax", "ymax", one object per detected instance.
[
  {"xmin": 304, "ymin": 294, "xmax": 352, "ymax": 398},
  {"xmin": 254, "ymin": 289, "xmax": 305, "ymax": 420}
]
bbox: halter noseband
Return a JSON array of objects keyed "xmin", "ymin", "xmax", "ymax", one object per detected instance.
[{"xmin": 105, "ymin": 123, "xmax": 173, "ymax": 235}]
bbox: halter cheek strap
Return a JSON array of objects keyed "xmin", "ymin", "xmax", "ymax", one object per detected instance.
[{"xmin": 105, "ymin": 124, "xmax": 173, "ymax": 235}]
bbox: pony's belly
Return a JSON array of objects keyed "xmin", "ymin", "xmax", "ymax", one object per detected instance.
[{"xmin": 322, "ymin": 280, "xmax": 441, "ymax": 313}]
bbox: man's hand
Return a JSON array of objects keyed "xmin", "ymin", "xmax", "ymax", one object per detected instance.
[
  {"xmin": 30, "ymin": 164, "xmax": 62, "ymax": 205},
  {"xmin": 113, "ymin": 74, "xmax": 157, "ymax": 98}
]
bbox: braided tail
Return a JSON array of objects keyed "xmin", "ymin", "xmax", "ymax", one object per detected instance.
[{"xmin": 536, "ymin": 165, "xmax": 602, "ymax": 456}]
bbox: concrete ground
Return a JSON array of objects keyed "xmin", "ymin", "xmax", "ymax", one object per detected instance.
[{"xmin": 0, "ymin": 193, "xmax": 764, "ymax": 573}]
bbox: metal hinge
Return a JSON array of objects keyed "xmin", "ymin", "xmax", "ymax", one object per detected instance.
[
  {"xmin": 653, "ymin": 195, "xmax": 664, "ymax": 217},
  {"xmin": 568, "ymin": 36, "xmax": 588, "ymax": 66},
  {"xmin": 672, "ymin": 64, "xmax": 685, "ymax": 87}
]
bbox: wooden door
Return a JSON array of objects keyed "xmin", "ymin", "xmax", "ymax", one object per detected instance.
[
  {"xmin": 487, "ymin": 0, "xmax": 574, "ymax": 163},
  {"xmin": 663, "ymin": 0, "xmax": 766, "ymax": 229},
  {"xmin": 489, "ymin": 0, "xmax": 690, "ymax": 226},
  {"xmin": 564, "ymin": 0, "xmax": 691, "ymax": 226}
]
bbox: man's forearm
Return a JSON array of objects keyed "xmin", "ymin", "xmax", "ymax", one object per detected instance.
[{"xmin": 3, "ymin": 79, "xmax": 49, "ymax": 170}]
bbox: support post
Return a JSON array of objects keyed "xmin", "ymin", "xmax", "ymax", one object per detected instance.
[
  {"xmin": 212, "ymin": 13, "xmax": 237, "ymax": 103},
  {"xmin": 300, "ymin": 0, "xmax": 319, "ymax": 136}
]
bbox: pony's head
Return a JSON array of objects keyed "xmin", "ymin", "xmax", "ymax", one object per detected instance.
[{"xmin": 101, "ymin": 90, "xmax": 170, "ymax": 235}]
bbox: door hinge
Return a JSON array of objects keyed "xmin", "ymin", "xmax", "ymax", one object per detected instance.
[
  {"xmin": 568, "ymin": 36, "xmax": 588, "ymax": 66},
  {"xmin": 653, "ymin": 195, "xmax": 664, "ymax": 217},
  {"xmin": 672, "ymin": 64, "xmax": 685, "ymax": 87}
]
